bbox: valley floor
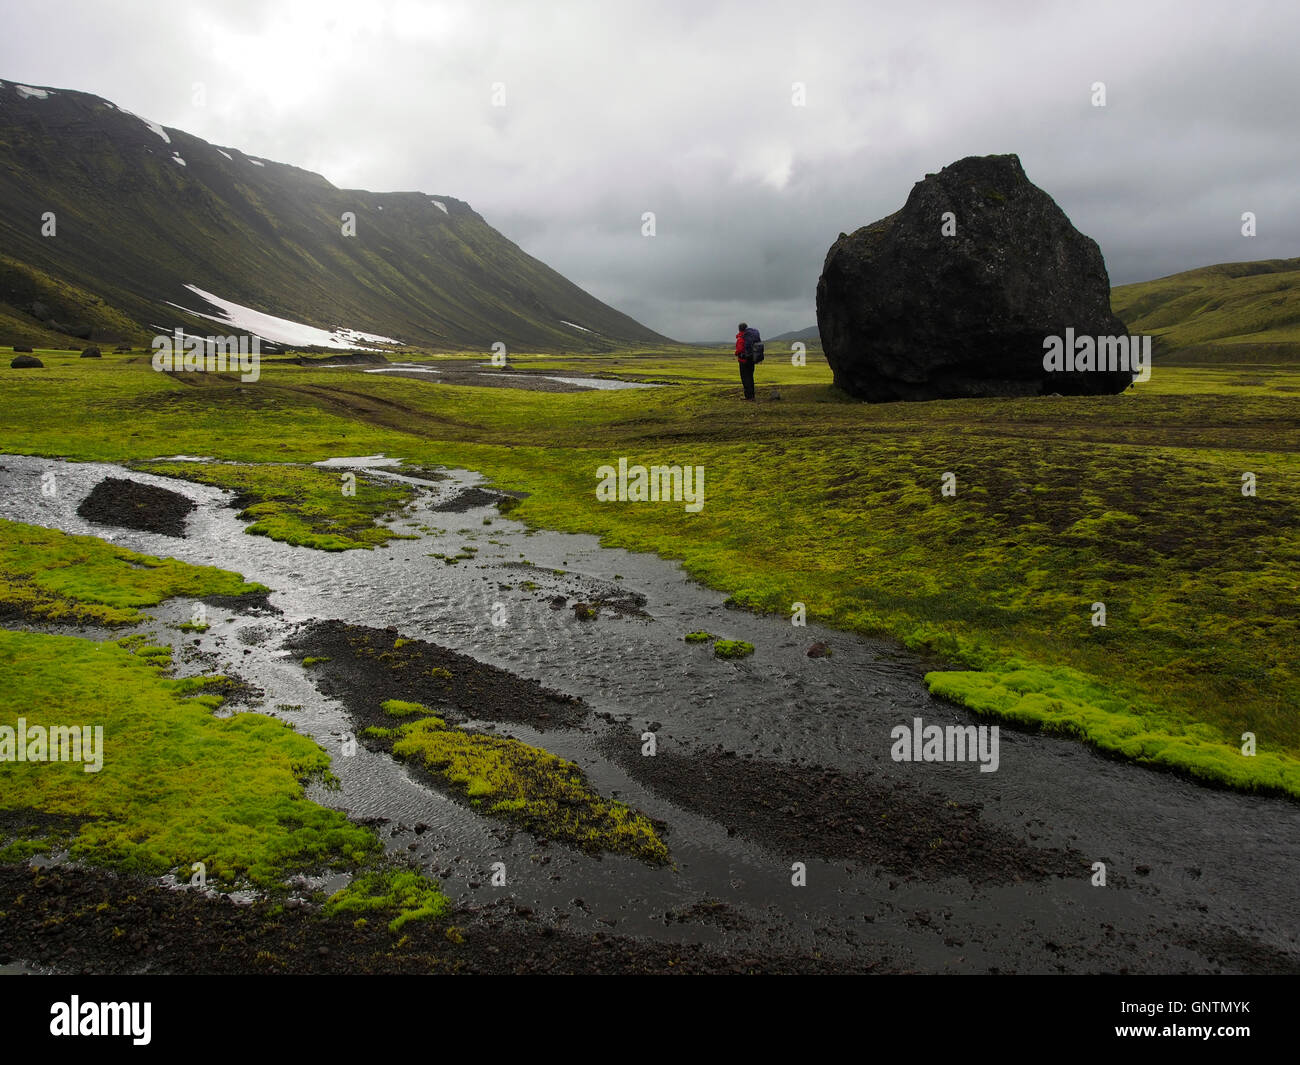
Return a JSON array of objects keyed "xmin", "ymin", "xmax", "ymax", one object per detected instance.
[{"xmin": 1, "ymin": 347, "xmax": 1297, "ymax": 973}]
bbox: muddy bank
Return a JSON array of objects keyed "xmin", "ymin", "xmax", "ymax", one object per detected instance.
[
  {"xmin": 76, "ymin": 477, "xmax": 195, "ymax": 537},
  {"xmin": 286, "ymin": 619, "xmax": 586, "ymax": 730},
  {"xmin": 604, "ymin": 735, "xmax": 1087, "ymax": 883},
  {"xmin": 0, "ymin": 865, "xmax": 876, "ymax": 975}
]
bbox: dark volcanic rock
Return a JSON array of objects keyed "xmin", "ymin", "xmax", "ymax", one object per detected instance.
[
  {"xmin": 816, "ymin": 154, "xmax": 1133, "ymax": 401},
  {"xmin": 80, "ymin": 346, "xmax": 102, "ymax": 358},
  {"xmin": 10, "ymin": 354, "xmax": 42, "ymax": 368},
  {"xmin": 76, "ymin": 476, "xmax": 196, "ymax": 537}
]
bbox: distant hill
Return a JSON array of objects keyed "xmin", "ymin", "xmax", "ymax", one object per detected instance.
[
  {"xmin": 1111, "ymin": 257, "xmax": 1300, "ymax": 363},
  {"xmin": 0, "ymin": 79, "xmax": 671, "ymax": 351},
  {"xmin": 767, "ymin": 325, "xmax": 821, "ymax": 344}
]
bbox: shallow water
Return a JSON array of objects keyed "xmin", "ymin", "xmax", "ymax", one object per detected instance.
[{"xmin": 0, "ymin": 453, "xmax": 1296, "ymax": 972}]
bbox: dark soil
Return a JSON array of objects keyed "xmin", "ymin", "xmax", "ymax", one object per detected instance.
[
  {"xmin": 286, "ymin": 620, "xmax": 586, "ymax": 730},
  {"xmin": 199, "ymin": 590, "xmax": 279, "ymax": 615},
  {"xmin": 430, "ymin": 486, "xmax": 506, "ymax": 512},
  {"xmin": 604, "ymin": 735, "xmax": 1087, "ymax": 884},
  {"xmin": 0, "ymin": 864, "xmax": 877, "ymax": 974},
  {"xmin": 76, "ymin": 477, "xmax": 196, "ymax": 537}
]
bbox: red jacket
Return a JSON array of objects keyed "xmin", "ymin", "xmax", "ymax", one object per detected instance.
[{"xmin": 735, "ymin": 331, "xmax": 746, "ymax": 360}]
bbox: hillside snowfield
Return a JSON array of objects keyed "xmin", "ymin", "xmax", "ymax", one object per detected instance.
[{"xmin": 167, "ymin": 285, "xmax": 402, "ymax": 349}]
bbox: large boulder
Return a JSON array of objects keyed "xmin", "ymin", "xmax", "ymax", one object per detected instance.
[
  {"xmin": 11, "ymin": 354, "xmax": 43, "ymax": 368},
  {"xmin": 816, "ymin": 154, "xmax": 1133, "ymax": 401}
]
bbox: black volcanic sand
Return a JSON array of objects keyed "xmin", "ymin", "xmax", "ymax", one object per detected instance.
[
  {"xmin": 603, "ymin": 734, "xmax": 1088, "ymax": 885},
  {"xmin": 286, "ymin": 619, "xmax": 586, "ymax": 730},
  {"xmin": 0, "ymin": 865, "xmax": 875, "ymax": 975},
  {"xmin": 76, "ymin": 476, "xmax": 196, "ymax": 537},
  {"xmin": 429, "ymin": 485, "xmax": 509, "ymax": 512}
]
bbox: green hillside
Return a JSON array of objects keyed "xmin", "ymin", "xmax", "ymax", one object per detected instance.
[
  {"xmin": 1112, "ymin": 257, "xmax": 1300, "ymax": 364},
  {"xmin": 0, "ymin": 79, "xmax": 669, "ymax": 352}
]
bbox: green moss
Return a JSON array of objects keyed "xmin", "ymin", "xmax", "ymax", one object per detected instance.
[
  {"xmin": 0, "ymin": 518, "xmax": 268, "ymax": 626},
  {"xmin": 927, "ymin": 667, "xmax": 1300, "ymax": 797},
  {"xmin": 376, "ymin": 704, "xmax": 667, "ymax": 862},
  {"xmin": 136, "ymin": 461, "xmax": 416, "ymax": 551},
  {"xmin": 713, "ymin": 639, "xmax": 754, "ymax": 659},
  {"xmin": 381, "ymin": 699, "xmax": 426, "ymax": 717},
  {"xmin": 684, "ymin": 631, "xmax": 714, "ymax": 643},
  {"xmin": 302, "ymin": 656, "xmax": 330, "ymax": 667},
  {"xmin": 0, "ymin": 629, "xmax": 380, "ymax": 886},
  {"xmin": 360, "ymin": 726, "xmax": 398, "ymax": 739},
  {"xmin": 1, "ymin": 350, "xmax": 1296, "ymax": 798},
  {"xmin": 322, "ymin": 869, "xmax": 449, "ymax": 933}
]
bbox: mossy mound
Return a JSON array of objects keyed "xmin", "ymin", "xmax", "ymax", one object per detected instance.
[
  {"xmin": 137, "ymin": 461, "xmax": 417, "ymax": 551},
  {"xmin": 0, "ymin": 518, "xmax": 268, "ymax": 625},
  {"xmin": 367, "ymin": 702, "xmax": 667, "ymax": 863}
]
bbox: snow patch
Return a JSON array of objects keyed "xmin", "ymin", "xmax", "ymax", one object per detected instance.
[
  {"xmin": 171, "ymin": 153, "xmax": 187, "ymax": 166},
  {"xmin": 560, "ymin": 320, "xmax": 594, "ymax": 333},
  {"xmin": 429, "ymin": 198, "xmax": 448, "ymax": 214},
  {"xmin": 118, "ymin": 108, "xmax": 171, "ymax": 143},
  {"xmin": 217, "ymin": 149, "xmax": 232, "ymax": 161},
  {"xmin": 166, "ymin": 285, "xmax": 403, "ymax": 350},
  {"xmin": 248, "ymin": 158, "xmax": 265, "ymax": 167},
  {"xmin": 15, "ymin": 85, "xmax": 51, "ymax": 100}
]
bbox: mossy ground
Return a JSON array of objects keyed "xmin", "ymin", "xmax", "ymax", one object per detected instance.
[
  {"xmin": 136, "ymin": 461, "xmax": 417, "ymax": 550},
  {"xmin": 1, "ymin": 350, "xmax": 1297, "ymax": 796},
  {"xmin": 0, "ymin": 628, "xmax": 379, "ymax": 886},
  {"xmin": 364, "ymin": 700, "xmax": 668, "ymax": 863},
  {"xmin": 0, "ymin": 517, "xmax": 267, "ymax": 625},
  {"xmin": 322, "ymin": 868, "xmax": 450, "ymax": 933}
]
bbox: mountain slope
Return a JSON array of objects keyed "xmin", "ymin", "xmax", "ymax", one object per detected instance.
[
  {"xmin": 767, "ymin": 325, "xmax": 821, "ymax": 344},
  {"xmin": 1111, "ymin": 257, "xmax": 1300, "ymax": 363},
  {"xmin": 0, "ymin": 79, "xmax": 670, "ymax": 351}
]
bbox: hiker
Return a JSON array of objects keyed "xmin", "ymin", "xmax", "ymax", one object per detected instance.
[{"xmin": 735, "ymin": 321, "xmax": 763, "ymax": 400}]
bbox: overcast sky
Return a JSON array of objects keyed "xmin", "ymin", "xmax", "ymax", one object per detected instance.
[{"xmin": 2, "ymin": 0, "xmax": 1297, "ymax": 340}]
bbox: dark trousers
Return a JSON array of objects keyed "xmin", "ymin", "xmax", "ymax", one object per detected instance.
[{"xmin": 738, "ymin": 359, "xmax": 755, "ymax": 399}]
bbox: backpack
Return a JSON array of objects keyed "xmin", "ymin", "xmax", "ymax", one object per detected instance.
[{"xmin": 745, "ymin": 327, "xmax": 764, "ymax": 363}]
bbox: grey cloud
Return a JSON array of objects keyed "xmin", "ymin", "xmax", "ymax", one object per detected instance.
[{"xmin": 2, "ymin": 0, "xmax": 1296, "ymax": 339}]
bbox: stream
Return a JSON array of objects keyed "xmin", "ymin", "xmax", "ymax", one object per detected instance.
[{"xmin": 1, "ymin": 452, "xmax": 1296, "ymax": 973}]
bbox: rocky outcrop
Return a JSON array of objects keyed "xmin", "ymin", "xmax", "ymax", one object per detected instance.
[{"xmin": 816, "ymin": 154, "xmax": 1133, "ymax": 401}]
